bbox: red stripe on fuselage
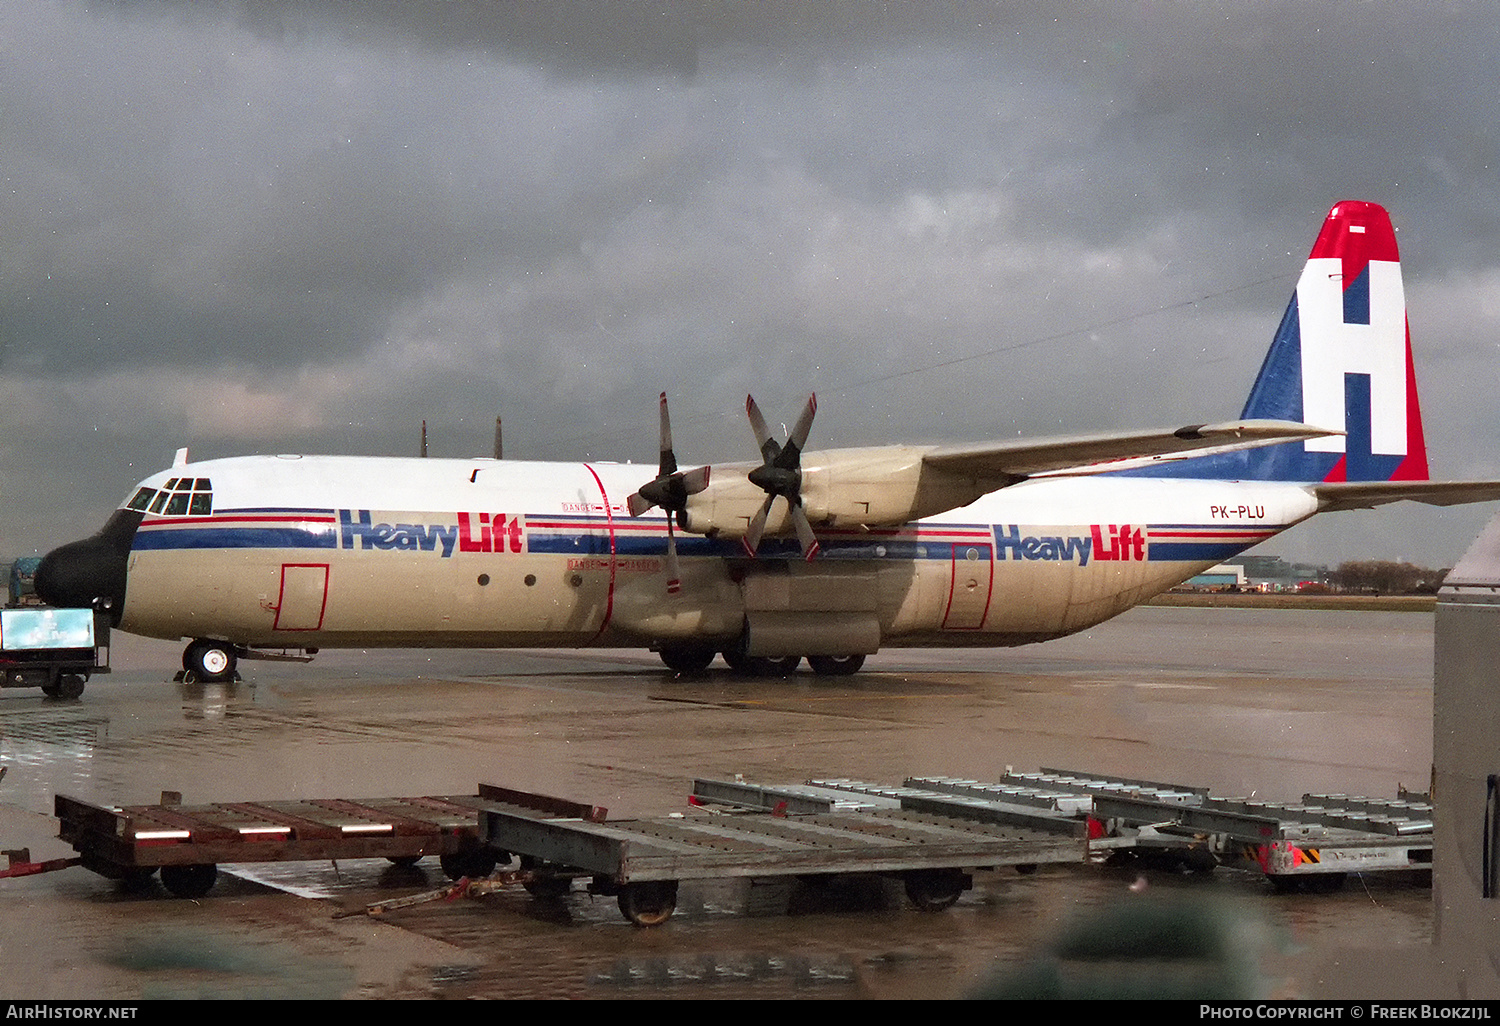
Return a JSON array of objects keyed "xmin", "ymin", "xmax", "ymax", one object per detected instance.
[{"xmin": 582, "ymin": 464, "xmax": 616, "ymax": 640}]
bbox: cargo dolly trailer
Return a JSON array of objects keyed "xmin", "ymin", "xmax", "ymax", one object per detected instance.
[
  {"xmin": 479, "ymin": 776, "xmax": 1089, "ymax": 926},
  {"xmin": 52, "ymin": 784, "xmax": 602, "ymax": 899}
]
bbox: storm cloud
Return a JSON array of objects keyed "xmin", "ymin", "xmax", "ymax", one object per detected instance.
[{"xmin": 4, "ymin": 1, "xmax": 1498, "ymax": 567}]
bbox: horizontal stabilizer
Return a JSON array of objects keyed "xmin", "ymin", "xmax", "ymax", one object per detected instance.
[
  {"xmin": 1314, "ymin": 480, "xmax": 1500, "ymax": 512},
  {"xmin": 923, "ymin": 419, "xmax": 1340, "ymax": 483}
]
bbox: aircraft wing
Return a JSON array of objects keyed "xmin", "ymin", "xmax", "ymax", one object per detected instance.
[
  {"xmin": 921, "ymin": 419, "xmax": 1340, "ymax": 483},
  {"xmin": 682, "ymin": 418, "xmax": 1341, "ymax": 540},
  {"xmin": 1313, "ymin": 480, "xmax": 1500, "ymax": 512}
]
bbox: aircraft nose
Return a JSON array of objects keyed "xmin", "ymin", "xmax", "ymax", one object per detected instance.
[{"xmin": 34, "ymin": 509, "xmax": 142, "ymax": 622}]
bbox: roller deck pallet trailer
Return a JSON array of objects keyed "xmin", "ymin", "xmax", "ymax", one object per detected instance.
[
  {"xmin": 929, "ymin": 767, "xmax": 1433, "ymax": 891},
  {"xmin": 482, "ymin": 776, "xmax": 1089, "ymax": 925}
]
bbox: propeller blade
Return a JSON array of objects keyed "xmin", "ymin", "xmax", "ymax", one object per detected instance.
[
  {"xmin": 627, "ymin": 492, "xmax": 654, "ymax": 517},
  {"xmin": 742, "ymin": 495, "xmax": 775, "ymax": 557},
  {"xmin": 680, "ymin": 465, "xmax": 710, "ymax": 495},
  {"xmin": 789, "ymin": 503, "xmax": 820, "ymax": 560},
  {"xmin": 657, "ymin": 392, "xmax": 678, "ymax": 477},
  {"xmin": 746, "ymin": 395, "xmax": 779, "ymax": 463},
  {"xmin": 781, "ymin": 393, "xmax": 817, "ymax": 466},
  {"xmin": 664, "ymin": 518, "xmax": 682, "ymax": 594}
]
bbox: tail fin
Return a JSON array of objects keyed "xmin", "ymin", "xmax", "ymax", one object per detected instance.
[{"xmin": 1140, "ymin": 200, "xmax": 1429, "ymax": 483}]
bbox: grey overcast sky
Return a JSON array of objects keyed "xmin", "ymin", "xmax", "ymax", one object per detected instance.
[{"xmin": 4, "ymin": 1, "xmax": 1499, "ymax": 567}]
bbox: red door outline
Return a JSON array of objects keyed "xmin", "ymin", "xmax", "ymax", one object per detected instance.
[
  {"xmin": 942, "ymin": 543, "xmax": 993, "ymax": 630},
  {"xmin": 273, "ymin": 563, "xmax": 329, "ymax": 631}
]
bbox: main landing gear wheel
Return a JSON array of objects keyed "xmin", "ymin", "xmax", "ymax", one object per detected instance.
[
  {"xmin": 183, "ymin": 639, "xmax": 237, "ymax": 683},
  {"xmin": 160, "ymin": 862, "xmax": 218, "ymax": 899},
  {"xmin": 722, "ymin": 640, "xmax": 800, "ymax": 677},
  {"xmin": 807, "ymin": 654, "xmax": 865, "ymax": 676},
  {"xmin": 617, "ymin": 880, "xmax": 679, "ymax": 927},
  {"xmin": 657, "ymin": 644, "xmax": 716, "ymax": 674}
]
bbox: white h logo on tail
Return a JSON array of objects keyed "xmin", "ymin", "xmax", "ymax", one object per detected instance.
[{"xmin": 1297, "ymin": 256, "xmax": 1407, "ymax": 455}]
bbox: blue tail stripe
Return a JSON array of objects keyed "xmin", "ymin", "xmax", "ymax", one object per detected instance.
[{"xmin": 1343, "ymin": 264, "xmax": 1370, "ymax": 325}]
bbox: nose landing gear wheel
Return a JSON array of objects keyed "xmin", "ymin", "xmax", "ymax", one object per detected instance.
[{"xmin": 183, "ymin": 640, "xmax": 237, "ymax": 683}]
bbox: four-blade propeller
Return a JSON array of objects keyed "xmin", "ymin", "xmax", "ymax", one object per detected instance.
[
  {"xmin": 743, "ymin": 393, "xmax": 820, "ymax": 560},
  {"xmin": 627, "ymin": 393, "xmax": 710, "ymax": 593}
]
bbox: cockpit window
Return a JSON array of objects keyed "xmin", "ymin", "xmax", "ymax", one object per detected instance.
[
  {"xmin": 147, "ymin": 477, "xmax": 213, "ymax": 517},
  {"xmin": 125, "ymin": 487, "xmax": 157, "ymax": 512}
]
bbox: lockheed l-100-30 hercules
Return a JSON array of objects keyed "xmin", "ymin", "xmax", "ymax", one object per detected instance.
[{"xmin": 35, "ymin": 201, "xmax": 1500, "ymax": 681}]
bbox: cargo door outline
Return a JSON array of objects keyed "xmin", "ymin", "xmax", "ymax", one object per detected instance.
[
  {"xmin": 274, "ymin": 563, "xmax": 329, "ymax": 631},
  {"xmin": 942, "ymin": 543, "xmax": 993, "ymax": 629}
]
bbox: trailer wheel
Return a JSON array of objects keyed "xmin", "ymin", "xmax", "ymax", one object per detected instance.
[
  {"xmin": 807, "ymin": 654, "xmax": 865, "ymax": 676},
  {"xmin": 42, "ymin": 674, "xmax": 86, "ymax": 700},
  {"xmin": 522, "ymin": 875, "xmax": 572, "ymax": 898},
  {"xmin": 1182, "ymin": 847, "xmax": 1218, "ymax": 875},
  {"xmin": 160, "ymin": 863, "xmax": 218, "ymax": 899},
  {"xmin": 183, "ymin": 640, "xmax": 236, "ymax": 683},
  {"xmin": 617, "ymin": 880, "xmax": 678, "ymax": 927},
  {"xmin": 658, "ymin": 644, "xmax": 716, "ymax": 674},
  {"xmin": 1304, "ymin": 872, "xmax": 1347, "ymax": 894},
  {"xmin": 439, "ymin": 849, "xmax": 497, "ymax": 881},
  {"xmin": 903, "ymin": 868, "xmax": 969, "ymax": 912}
]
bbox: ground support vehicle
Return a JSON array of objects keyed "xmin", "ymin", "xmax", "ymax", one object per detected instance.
[{"xmin": 0, "ymin": 607, "xmax": 109, "ymax": 699}]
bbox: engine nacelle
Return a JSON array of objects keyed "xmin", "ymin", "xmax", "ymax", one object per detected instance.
[{"xmin": 681, "ymin": 446, "xmax": 989, "ymax": 538}]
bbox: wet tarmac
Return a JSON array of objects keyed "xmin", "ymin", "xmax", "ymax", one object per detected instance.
[{"xmin": 0, "ymin": 605, "xmax": 1440, "ymax": 999}]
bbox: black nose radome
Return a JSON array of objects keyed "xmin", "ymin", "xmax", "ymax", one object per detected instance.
[{"xmin": 34, "ymin": 509, "xmax": 143, "ymax": 623}]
